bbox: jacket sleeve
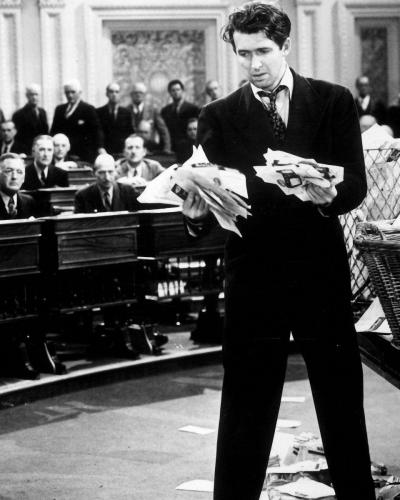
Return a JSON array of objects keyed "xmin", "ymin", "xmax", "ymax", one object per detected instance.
[
  {"xmin": 154, "ymin": 111, "xmax": 172, "ymax": 153},
  {"xmin": 323, "ymin": 88, "xmax": 367, "ymax": 216},
  {"xmin": 74, "ymin": 190, "xmax": 85, "ymax": 213}
]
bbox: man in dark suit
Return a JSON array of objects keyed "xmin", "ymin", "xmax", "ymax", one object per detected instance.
[
  {"xmin": 96, "ymin": 82, "xmax": 134, "ymax": 157},
  {"xmin": 387, "ymin": 92, "xmax": 400, "ymax": 138},
  {"xmin": 74, "ymin": 153, "xmax": 139, "ymax": 213},
  {"xmin": 354, "ymin": 75, "xmax": 386, "ymax": 124},
  {"xmin": 183, "ymin": 4, "xmax": 375, "ymax": 500},
  {"xmin": 0, "ymin": 153, "xmax": 36, "ymax": 219},
  {"xmin": 50, "ymin": 79, "xmax": 102, "ymax": 163},
  {"xmin": 12, "ymin": 84, "xmax": 49, "ymax": 155},
  {"xmin": 22, "ymin": 135, "xmax": 69, "ymax": 191},
  {"xmin": 129, "ymin": 82, "xmax": 172, "ymax": 154},
  {"xmin": 0, "ymin": 121, "xmax": 25, "ymax": 155},
  {"xmin": 161, "ymin": 79, "xmax": 200, "ymax": 152}
]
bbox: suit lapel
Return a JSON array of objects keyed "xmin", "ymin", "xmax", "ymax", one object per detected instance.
[
  {"xmin": 111, "ymin": 182, "xmax": 121, "ymax": 210},
  {"xmin": 284, "ymin": 70, "xmax": 324, "ymax": 156},
  {"xmin": 0, "ymin": 197, "xmax": 8, "ymax": 218}
]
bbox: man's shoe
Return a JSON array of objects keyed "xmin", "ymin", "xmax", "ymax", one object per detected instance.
[
  {"xmin": 126, "ymin": 324, "xmax": 153, "ymax": 355},
  {"xmin": 113, "ymin": 326, "xmax": 141, "ymax": 359},
  {"xmin": 27, "ymin": 339, "xmax": 67, "ymax": 375}
]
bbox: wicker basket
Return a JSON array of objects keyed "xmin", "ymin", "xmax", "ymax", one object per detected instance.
[{"xmin": 355, "ymin": 220, "xmax": 400, "ymax": 349}]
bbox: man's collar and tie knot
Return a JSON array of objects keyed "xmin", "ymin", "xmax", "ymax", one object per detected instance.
[{"xmin": 258, "ymin": 85, "xmax": 287, "ymax": 145}]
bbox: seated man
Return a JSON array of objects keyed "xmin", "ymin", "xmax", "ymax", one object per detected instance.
[
  {"xmin": 175, "ymin": 117, "xmax": 198, "ymax": 164},
  {"xmin": 136, "ymin": 119, "xmax": 163, "ymax": 155},
  {"xmin": 116, "ymin": 134, "xmax": 164, "ymax": 186},
  {"xmin": 22, "ymin": 135, "xmax": 69, "ymax": 190},
  {"xmin": 0, "ymin": 121, "xmax": 25, "ymax": 156},
  {"xmin": 0, "ymin": 153, "xmax": 37, "ymax": 219},
  {"xmin": 74, "ymin": 153, "xmax": 139, "ymax": 213},
  {"xmin": 52, "ymin": 133, "xmax": 78, "ymax": 168}
]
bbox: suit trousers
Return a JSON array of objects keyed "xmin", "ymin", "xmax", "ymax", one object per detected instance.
[{"xmin": 213, "ymin": 269, "xmax": 376, "ymax": 500}]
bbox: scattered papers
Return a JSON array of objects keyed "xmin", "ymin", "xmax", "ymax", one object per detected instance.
[
  {"xmin": 254, "ymin": 149, "xmax": 343, "ymax": 202},
  {"xmin": 178, "ymin": 425, "xmax": 215, "ymax": 435},
  {"xmin": 271, "ymin": 477, "xmax": 335, "ymax": 499},
  {"xmin": 281, "ymin": 396, "xmax": 306, "ymax": 403},
  {"xmin": 355, "ymin": 297, "xmax": 392, "ymax": 336},
  {"xmin": 138, "ymin": 146, "xmax": 250, "ymax": 236},
  {"xmin": 176, "ymin": 479, "xmax": 214, "ymax": 492},
  {"xmin": 362, "ymin": 124, "xmax": 400, "ymax": 167},
  {"xmin": 293, "ymin": 433, "xmax": 324, "ymax": 457},
  {"xmin": 271, "ymin": 432, "xmax": 296, "ymax": 464},
  {"xmin": 268, "ymin": 459, "xmax": 328, "ymax": 474},
  {"xmin": 277, "ymin": 419, "xmax": 302, "ymax": 429}
]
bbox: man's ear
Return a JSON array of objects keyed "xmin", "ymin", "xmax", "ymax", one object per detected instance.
[{"xmin": 282, "ymin": 37, "xmax": 291, "ymax": 56}]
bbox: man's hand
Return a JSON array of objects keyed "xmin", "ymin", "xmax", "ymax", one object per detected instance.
[
  {"xmin": 182, "ymin": 191, "xmax": 209, "ymax": 220},
  {"xmin": 306, "ymin": 184, "xmax": 337, "ymax": 206}
]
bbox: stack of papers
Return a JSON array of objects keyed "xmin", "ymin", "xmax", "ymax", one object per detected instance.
[
  {"xmin": 270, "ymin": 477, "xmax": 335, "ymax": 499},
  {"xmin": 362, "ymin": 124, "xmax": 400, "ymax": 167},
  {"xmin": 254, "ymin": 149, "xmax": 343, "ymax": 202},
  {"xmin": 138, "ymin": 146, "xmax": 250, "ymax": 236}
]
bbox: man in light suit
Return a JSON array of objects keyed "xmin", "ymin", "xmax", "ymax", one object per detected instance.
[
  {"xmin": 74, "ymin": 153, "xmax": 139, "ymax": 213},
  {"xmin": 12, "ymin": 83, "xmax": 49, "ymax": 155},
  {"xmin": 96, "ymin": 82, "xmax": 134, "ymax": 157},
  {"xmin": 161, "ymin": 79, "xmax": 200, "ymax": 152},
  {"xmin": 129, "ymin": 82, "xmax": 171, "ymax": 154},
  {"xmin": 115, "ymin": 134, "xmax": 164, "ymax": 186},
  {"xmin": 182, "ymin": 3, "xmax": 375, "ymax": 500},
  {"xmin": 50, "ymin": 79, "xmax": 102, "ymax": 163}
]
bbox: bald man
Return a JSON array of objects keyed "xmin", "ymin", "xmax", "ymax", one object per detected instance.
[
  {"xmin": 128, "ymin": 82, "xmax": 172, "ymax": 154},
  {"xmin": 96, "ymin": 82, "xmax": 133, "ymax": 156},
  {"xmin": 12, "ymin": 83, "xmax": 49, "ymax": 154},
  {"xmin": 50, "ymin": 79, "xmax": 102, "ymax": 162},
  {"xmin": 74, "ymin": 153, "xmax": 139, "ymax": 213}
]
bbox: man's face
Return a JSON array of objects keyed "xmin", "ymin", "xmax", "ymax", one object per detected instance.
[
  {"xmin": 26, "ymin": 89, "xmax": 40, "ymax": 106},
  {"xmin": 186, "ymin": 120, "xmax": 198, "ymax": 141},
  {"xmin": 357, "ymin": 78, "xmax": 370, "ymax": 98},
  {"xmin": 0, "ymin": 158, "xmax": 25, "ymax": 194},
  {"xmin": 206, "ymin": 81, "xmax": 220, "ymax": 100},
  {"xmin": 53, "ymin": 137, "xmax": 69, "ymax": 160},
  {"xmin": 124, "ymin": 137, "xmax": 146, "ymax": 164},
  {"xmin": 131, "ymin": 88, "xmax": 146, "ymax": 105},
  {"xmin": 233, "ymin": 31, "xmax": 290, "ymax": 91},
  {"xmin": 33, "ymin": 138, "xmax": 54, "ymax": 167},
  {"xmin": 137, "ymin": 123, "xmax": 152, "ymax": 141},
  {"xmin": 1, "ymin": 122, "xmax": 16, "ymax": 143},
  {"xmin": 107, "ymin": 84, "xmax": 120, "ymax": 105},
  {"xmin": 95, "ymin": 163, "xmax": 115, "ymax": 189},
  {"xmin": 169, "ymin": 84, "xmax": 183, "ymax": 102},
  {"xmin": 64, "ymin": 85, "xmax": 81, "ymax": 104}
]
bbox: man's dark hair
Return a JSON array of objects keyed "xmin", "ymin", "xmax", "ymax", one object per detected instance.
[
  {"xmin": 221, "ymin": 2, "xmax": 291, "ymax": 51},
  {"xmin": 167, "ymin": 79, "xmax": 184, "ymax": 92}
]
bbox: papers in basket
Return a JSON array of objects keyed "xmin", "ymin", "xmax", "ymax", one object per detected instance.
[
  {"xmin": 138, "ymin": 146, "xmax": 250, "ymax": 236},
  {"xmin": 254, "ymin": 149, "xmax": 343, "ymax": 202},
  {"xmin": 362, "ymin": 124, "xmax": 400, "ymax": 167}
]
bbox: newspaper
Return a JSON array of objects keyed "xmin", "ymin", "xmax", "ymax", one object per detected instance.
[
  {"xmin": 253, "ymin": 149, "xmax": 343, "ymax": 202},
  {"xmin": 137, "ymin": 146, "xmax": 250, "ymax": 236}
]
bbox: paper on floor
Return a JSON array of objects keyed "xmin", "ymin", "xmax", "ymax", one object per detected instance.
[
  {"xmin": 277, "ymin": 419, "xmax": 302, "ymax": 428},
  {"xmin": 355, "ymin": 297, "xmax": 392, "ymax": 336},
  {"xmin": 281, "ymin": 396, "xmax": 306, "ymax": 403},
  {"xmin": 272, "ymin": 477, "xmax": 335, "ymax": 499},
  {"xmin": 178, "ymin": 425, "xmax": 215, "ymax": 435},
  {"xmin": 176, "ymin": 479, "xmax": 213, "ymax": 492}
]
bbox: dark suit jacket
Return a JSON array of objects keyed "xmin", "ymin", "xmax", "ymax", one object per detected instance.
[
  {"xmin": 161, "ymin": 100, "xmax": 200, "ymax": 151},
  {"xmin": 355, "ymin": 95, "xmax": 386, "ymax": 124},
  {"xmin": 129, "ymin": 103, "xmax": 172, "ymax": 152},
  {"xmin": 96, "ymin": 105, "xmax": 133, "ymax": 155},
  {"xmin": 387, "ymin": 104, "xmax": 400, "ymax": 138},
  {"xmin": 197, "ymin": 71, "xmax": 366, "ymax": 336},
  {"xmin": 0, "ymin": 192, "xmax": 37, "ymax": 219},
  {"xmin": 74, "ymin": 182, "xmax": 139, "ymax": 213},
  {"xmin": 21, "ymin": 162, "xmax": 69, "ymax": 191},
  {"xmin": 0, "ymin": 139, "xmax": 26, "ymax": 155},
  {"xmin": 12, "ymin": 104, "xmax": 49, "ymax": 154},
  {"xmin": 50, "ymin": 100, "xmax": 102, "ymax": 162}
]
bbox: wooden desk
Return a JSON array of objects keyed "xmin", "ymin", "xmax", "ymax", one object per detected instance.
[
  {"xmin": 137, "ymin": 207, "xmax": 226, "ymax": 258},
  {"xmin": 26, "ymin": 187, "xmax": 78, "ymax": 216},
  {"xmin": 64, "ymin": 166, "xmax": 94, "ymax": 187}
]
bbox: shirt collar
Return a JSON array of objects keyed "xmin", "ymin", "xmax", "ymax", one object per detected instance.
[
  {"xmin": 1, "ymin": 190, "xmax": 16, "ymax": 207},
  {"xmin": 251, "ymin": 63, "xmax": 293, "ymax": 101},
  {"xmin": 98, "ymin": 183, "xmax": 114, "ymax": 197},
  {"xmin": 34, "ymin": 161, "xmax": 48, "ymax": 179}
]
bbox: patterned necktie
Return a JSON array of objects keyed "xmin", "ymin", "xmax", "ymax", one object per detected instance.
[
  {"xmin": 258, "ymin": 85, "xmax": 287, "ymax": 145},
  {"xmin": 8, "ymin": 197, "xmax": 17, "ymax": 218},
  {"xmin": 103, "ymin": 190, "xmax": 112, "ymax": 211}
]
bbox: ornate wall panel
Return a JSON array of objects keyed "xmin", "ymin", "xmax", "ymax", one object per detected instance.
[
  {"xmin": 112, "ymin": 29, "xmax": 206, "ymax": 107},
  {"xmin": 0, "ymin": 1, "xmax": 22, "ymax": 117}
]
